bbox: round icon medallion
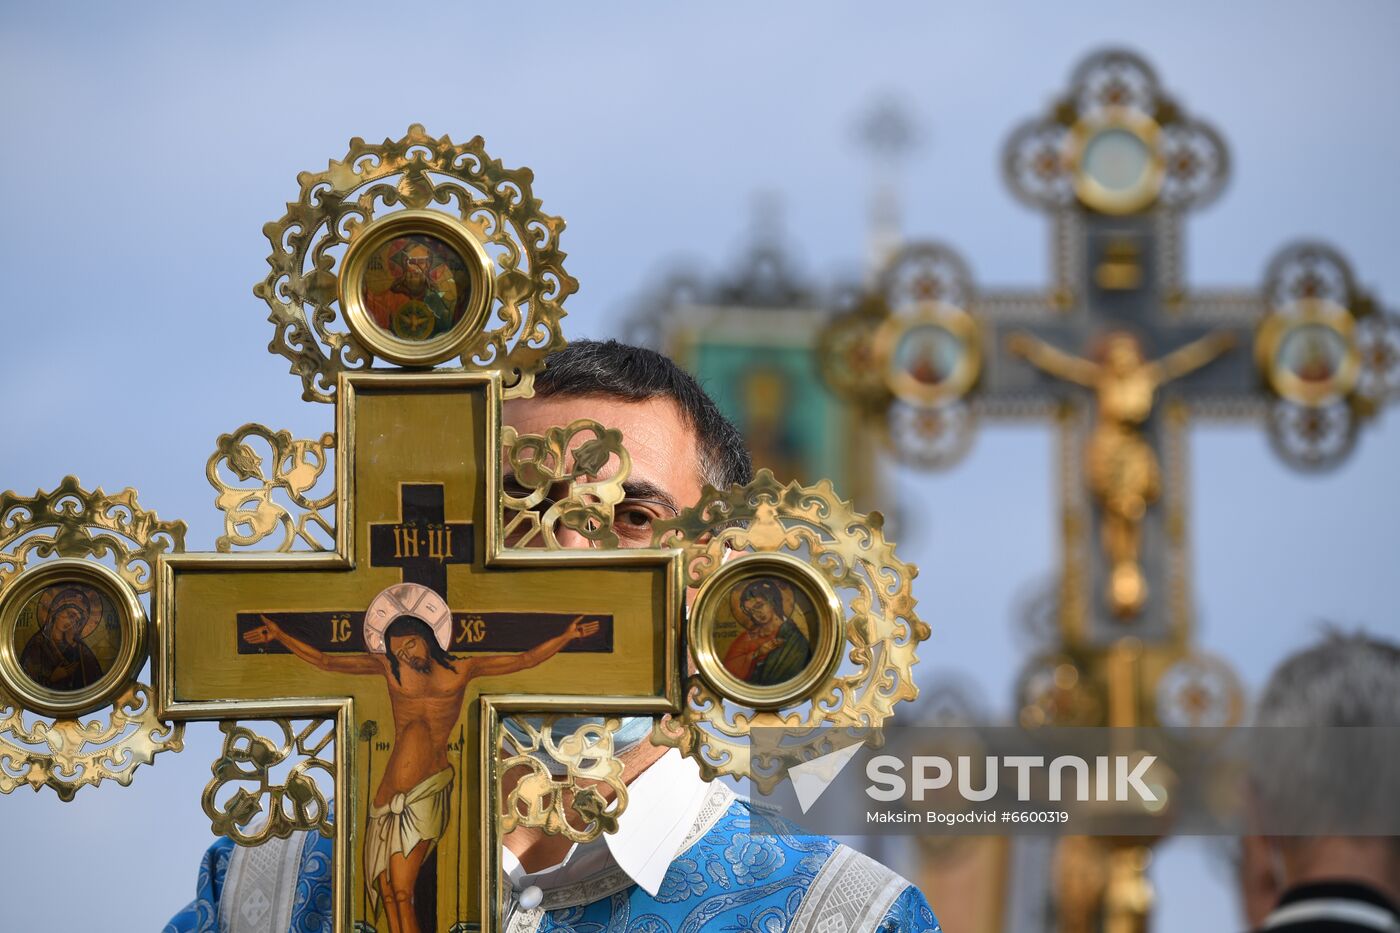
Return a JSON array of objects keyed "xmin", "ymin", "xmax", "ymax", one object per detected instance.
[
  {"xmin": 0, "ymin": 559, "xmax": 146, "ymax": 717},
  {"xmin": 1256, "ymin": 298, "xmax": 1360, "ymax": 407},
  {"xmin": 873, "ymin": 301, "xmax": 982, "ymax": 407},
  {"xmin": 1069, "ymin": 110, "xmax": 1165, "ymax": 215},
  {"xmin": 339, "ymin": 210, "xmax": 495, "ymax": 367},
  {"xmin": 688, "ymin": 553, "xmax": 842, "ymax": 710}
]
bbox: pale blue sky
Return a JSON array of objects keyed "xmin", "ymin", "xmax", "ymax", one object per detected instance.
[{"xmin": 1, "ymin": 2, "xmax": 1397, "ymax": 930}]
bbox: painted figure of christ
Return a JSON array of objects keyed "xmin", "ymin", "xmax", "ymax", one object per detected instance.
[{"xmin": 242, "ymin": 582, "xmax": 598, "ymax": 933}]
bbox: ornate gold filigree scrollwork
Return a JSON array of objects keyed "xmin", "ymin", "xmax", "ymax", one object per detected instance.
[
  {"xmin": 508, "ymin": 369, "xmax": 538, "ymax": 402},
  {"xmin": 0, "ymin": 684, "xmax": 182, "ymax": 801},
  {"xmin": 1259, "ymin": 242, "xmax": 1400, "ymax": 470},
  {"xmin": 500, "ymin": 420, "xmax": 627, "ymax": 549},
  {"xmin": 817, "ymin": 243, "xmax": 984, "ymax": 469},
  {"xmin": 0, "ymin": 476, "xmax": 185, "ymax": 593},
  {"xmin": 649, "ymin": 469, "xmax": 930, "ymax": 793},
  {"xmin": 883, "ymin": 399, "xmax": 977, "ymax": 469},
  {"xmin": 499, "ymin": 715, "xmax": 628, "ymax": 844},
  {"xmin": 256, "ymin": 124, "xmax": 576, "ymax": 402},
  {"xmin": 816, "ymin": 290, "xmax": 893, "ymax": 411},
  {"xmin": 208, "ymin": 424, "xmax": 337, "ymax": 552},
  {"xmin": 1003, "ymin": 48, "xmax": 1228, "ymax": 215},
  {"xmin": 0, "ymin": 477, "xmax": 186, "ymax": 799},
  {"xmin": 202, "ymin": 718, "xmax": 335, "ymax": 845},
  {"xmin": 1153, "ymin": 651, "xmax": 1244, "ymax": 729}
]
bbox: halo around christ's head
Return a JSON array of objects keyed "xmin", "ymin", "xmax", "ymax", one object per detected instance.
[{"xmin": 363, "ymin": 583, "xmax": 453, "ymax": 654}]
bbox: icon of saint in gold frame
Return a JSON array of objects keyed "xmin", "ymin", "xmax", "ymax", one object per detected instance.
[
  {"xmin": 873, "ymin": 301, "xmax": 982, "ymax": 408},
  {"xmin": 0, "ymin": 559, "xmax": 145, "ymax": 718},
  {"xmin": 1256, "ymin": 297, "xmax": 1360, "ymax": 407},
  {"xmin": 339, "ymin": 210, "xmax": 496, "ymax": 367},
  {"xmin": 688, "ymin": 553, "xmax": 842, "ymax": 710}
]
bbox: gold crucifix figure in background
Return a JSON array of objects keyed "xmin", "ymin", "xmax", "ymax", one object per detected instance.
[{"xmin": 1007, "ymin": 328, "xmax": 1236, "ymax": 618}]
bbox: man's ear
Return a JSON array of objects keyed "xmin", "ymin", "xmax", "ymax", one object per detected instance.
[{"xmin": 1239, "ymin": 834, "xmax": 1284, "ymax": 929}]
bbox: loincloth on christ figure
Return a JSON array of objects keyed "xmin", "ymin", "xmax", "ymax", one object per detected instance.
[{"xmin": 364, "ymin": 765, "xmax": 454, "ymax": 916}]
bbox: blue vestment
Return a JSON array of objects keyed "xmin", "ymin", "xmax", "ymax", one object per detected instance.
[
  {"xmin": 166, "ymin": 789, "xmax": 938, "ymax": 932},
  {"xmin": 505, "ymin": 792, "xmax": 940, "ymax": 932},
  {"xmin": 165, "ymin": 829, "xmax": 333, "ymax": 933}
]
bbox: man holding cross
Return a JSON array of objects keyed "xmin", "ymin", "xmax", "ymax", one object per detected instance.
[{"xmin": 167, "ymin": 340, "xmax": 938, "ymax": 933}]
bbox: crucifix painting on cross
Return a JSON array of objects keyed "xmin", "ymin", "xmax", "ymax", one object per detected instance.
[{"xmin": 242, "ymin": 582, "xmax": 598, "ymax": 933}]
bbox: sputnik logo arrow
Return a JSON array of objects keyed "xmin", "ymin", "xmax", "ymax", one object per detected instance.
[{"xmin": 788, "ymin": 740, "xmax": 866, "ymax": 814}]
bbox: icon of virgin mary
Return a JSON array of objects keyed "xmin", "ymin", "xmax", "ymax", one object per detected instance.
[
  {"xmin": 18, "ymin": 584, "xmax": 106, "ymax": 691},
  {"xmin": 720, "ymin": 577, "xmax": 813, "ymax": 687}
]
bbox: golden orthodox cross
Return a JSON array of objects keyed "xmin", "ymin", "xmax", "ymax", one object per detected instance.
[
  {"xmin": 877, "ymin": 225, "xmax": 1255, "ymax": 650},
  {"xmin": 865, "ymin": 51, "xmax": 1395, "ymax": 652},
  {"xmin": 818, "ymin": 48, "xmax": 1397, "ymax": 933},
  {"xmin": 156, "ymin": 371, "xmax": 683, "ymax": 933}
]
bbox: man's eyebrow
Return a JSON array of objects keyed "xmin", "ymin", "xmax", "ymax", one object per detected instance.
[
  {"xmin": 503, "ymin": 470, "xmax": 679, "ymax": 510},
  {"xmin": 621, "ymin": 479, "xmax": 678, "ymax": 510}
]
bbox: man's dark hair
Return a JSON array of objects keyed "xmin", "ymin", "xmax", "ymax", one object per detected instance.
[
  {"xmin": 383, "ymin": 615, "xmax": 457, "ymax": 684},
  {"xmin": 533, "ymin": 340, "xmax": 753, "ymax": 491}
]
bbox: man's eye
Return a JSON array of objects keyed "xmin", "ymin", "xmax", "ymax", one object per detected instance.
[{"xmin": 618, "ymin": 508, "xmax": 653, "ymax": 528}]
